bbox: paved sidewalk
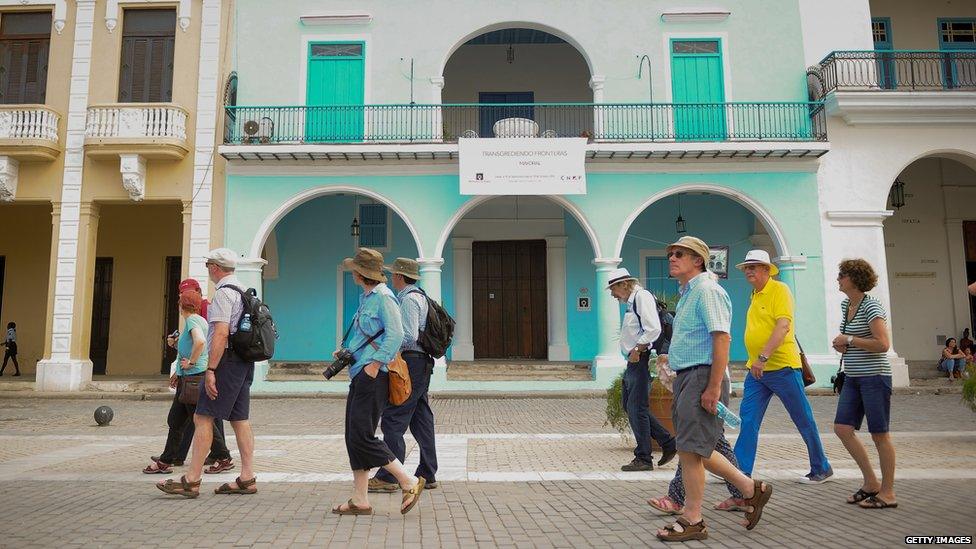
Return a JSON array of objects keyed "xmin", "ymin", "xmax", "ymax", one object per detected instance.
[{"xmin": 0, "ymin": 394, "xmax": 974, "ymax": 547}]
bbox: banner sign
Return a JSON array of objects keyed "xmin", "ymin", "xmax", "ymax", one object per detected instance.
[{"xmin": 459, "ymin": 138, "xmax": 587, "ymax": 195}]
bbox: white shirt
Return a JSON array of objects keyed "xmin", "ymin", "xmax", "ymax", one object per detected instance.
[{"xmin": 619, "ymin": 286, "xmax": 662, "ymax": 356}]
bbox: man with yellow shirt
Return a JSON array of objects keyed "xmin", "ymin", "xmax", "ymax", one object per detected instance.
[{"xmin": 734, "ymin": 250, "xmax": 832, "ymax": 484}]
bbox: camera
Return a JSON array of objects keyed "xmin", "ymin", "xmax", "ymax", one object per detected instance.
[
  {"xmin": 830, "ymin": 371, "xmax": 846, "ymax": 394},
  {"xmin": 323, "ymin": 349, "xmax": 355, "ymax": 380}
]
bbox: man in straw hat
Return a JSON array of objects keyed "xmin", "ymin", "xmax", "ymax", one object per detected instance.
[
  {"xmin": 606, "ymin": 267, "xmax": 676, "ymax": 471},
  {"xmin": 369, "ymin": 258, "xmax": 439, "ymax": 493},
  {"xmin": 733, "ymin": 250, "xmax": 832, "ymax": 484},
  {"xmin": 654, "ymin": 237, "xmax": 772, "ymax": 542},
  {"xmin": 331, "ymin": 248, "xmax": 425, "ymax": 516}
]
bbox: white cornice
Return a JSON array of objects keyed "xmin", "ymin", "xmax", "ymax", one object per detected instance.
[
  {"xmin": 300, "ymin": 13, "xmax": 372, "ymax": 26},
  {"xmin": 661, "ymin": 8, "xmax": 731, "ymax": 23},
  {"xmin": 825, "ymin": 91, "xmax": 976, "ymax": 125},
  {"xmin": 0, "ymin": 1, "xmax": 67, "ymax": 34},
  {"xmin": 825, "ymin": 210, "xmax": 893, "ymax": 227},
  {"xmin": 106, "ymin": 0, "xmax": 192, "ymax": 33}
]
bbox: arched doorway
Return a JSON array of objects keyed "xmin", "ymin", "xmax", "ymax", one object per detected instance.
[
  {"xmin": 259, "ymin": 191, "xmax": 421, "ymax": 365},
  {"xmin": 441, "ymin": 196, "xmax": 599, "ymax": 363},
  {"xmin": 441, "ymin": 26, "xmax": 593, "ymax": 138},
  {"xmin": 617, "ymin": 190, "xmax": 785, "ymax": 362},
  {"xmin": 883, "ymin": 153, "xmax": 976, "ymax": 362}
]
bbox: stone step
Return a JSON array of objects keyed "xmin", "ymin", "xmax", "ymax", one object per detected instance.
[
  {"xmin": 267, "ymin": 362, "xmax": 348, "ymax": 382},
  {"xmin": 908, "ymin": 360, "xmax": 956, "ymax": 380},
  {"xmin": 447, "ymin": 361, "xmax": 592, "ymax": 381}
]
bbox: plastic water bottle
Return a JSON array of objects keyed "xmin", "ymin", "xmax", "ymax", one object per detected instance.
[
  {"xmin": 240, "ymin": 313, "xmax": 252, "ymax": 332},
  {"xmin": 716, "ymin": 401, "xmax": 741, "ymax": 429}
]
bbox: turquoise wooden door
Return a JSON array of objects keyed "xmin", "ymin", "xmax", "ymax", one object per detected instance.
[
  {"xmin": 872, "ymin": 18, "xmax": 896, "ymax": 90},
  {"xmin": 938, "ymin": 19, "xmax": 976, "ymax": 89},
  {"xmin": 341, "ymin": 271, "xmax": 360, "ymax": 343},
  {"xmin": 306, "ymin": 42, "xmax": 365, "ymax": 142},
  {"xmin": 670, "ymin": 39, "xmax": 725, "ymax": 141}
]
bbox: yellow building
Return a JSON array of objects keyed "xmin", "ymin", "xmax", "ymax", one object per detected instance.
[{"xmin": 0, "ymin": 0, "xmax": 232, "ymax": 389}]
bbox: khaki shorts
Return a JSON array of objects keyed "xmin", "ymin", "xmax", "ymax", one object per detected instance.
[{"xmin": 671, "ymin": 364, "xmax": 730, "ymax": 457}]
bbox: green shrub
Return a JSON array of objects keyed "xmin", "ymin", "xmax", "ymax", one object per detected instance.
[
  {"xmin": 604, "ymin": 372, "xmax": 628, "ymax": 435},
  {"xmin": 964, "ymin": 363, "xmax": 976, "ymax": 413}
]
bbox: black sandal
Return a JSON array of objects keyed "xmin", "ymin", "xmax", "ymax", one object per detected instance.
[
  {"xmin": 858, "ymin": 495, "xmax": 898, "ymax": 509},
  {"xmin": 847, "ymin": 488, "xmax": 879, "ymax": 504}
]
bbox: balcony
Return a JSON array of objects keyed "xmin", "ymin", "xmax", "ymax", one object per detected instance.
[
  {"xmin": 811, "ymin": 51, "xmax": 976, "ymax": 124},
  {"xmin": 0, "ymin": 105, "xmax": 61, "ymax": 161},
  {"xmin": 220, "ymin": 102, "xmax": 827, "ymax": 161},
  {"xmin": 84, "ymin": 103, "xmax": 190, "ymax": 159}
]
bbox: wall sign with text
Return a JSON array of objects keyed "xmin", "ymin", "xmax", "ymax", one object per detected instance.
[{"xmin": 459, "ymin": 138, "xmax": 587, "ymax": 195}]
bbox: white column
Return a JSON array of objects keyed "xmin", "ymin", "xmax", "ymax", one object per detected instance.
[
  {"xmin": 187, "ymin": 0, "xmax": 224, "ymax": 286},
  {"xmin": 546, "ymin": 237, "xmax": 570, "ymax": 361},
  {"xmin": 451, "ymin": 238, "xmax": 474, "ymax": 361},
  {"xmin": 823, "ymin": 210, "xmax": 908, "ymax": 387},
  {"xmin": 589, "ymin": 75, "xmax": 606, "ymax": 138},
  {"xmin": 945, "ymin": 218, "xmax": 971, "ymax": 336},
  {"xmin": 36, "ymin": 0, "xmax": 97, "ymax": 391},
  {"xmin": 592, "ymin": 258, "xmax": 625, "ymax": 383},
  {"xmin": 418, "ymin": 257, "xmax": 448, "ymax": 385},
  {"xmin": 430, "ymin": 76, "xmax": 445, "ymax": 142}
]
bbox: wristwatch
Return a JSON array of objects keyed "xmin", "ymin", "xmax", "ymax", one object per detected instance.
[
  {"xmin": 758, "ymin": 354, "xmax": 769, "ymax": 363},
  {"xmin": 846, "ymin": 335, "xmax": 854, "ymax": 347},
  {"xmin": 207, "ymin": 367, "xmax": 217, "ymax": 372}
]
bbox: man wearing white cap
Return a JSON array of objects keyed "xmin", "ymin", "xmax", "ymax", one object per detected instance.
[
  {"xmin": 733, "ymin": 250, "xmax": 832, "ymax": 484},
  {"xmin": 607, "ymin": 267, "xmax": 676, "ymax": 471}
]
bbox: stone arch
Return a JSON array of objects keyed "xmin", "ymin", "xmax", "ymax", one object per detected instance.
[
  {"xmin": 613, "ymin": 183, "xmax": 790, "ymax": 259},
  {"xmin": 248, "ymin": 185, "xmax": 424, "ymax": 259}
]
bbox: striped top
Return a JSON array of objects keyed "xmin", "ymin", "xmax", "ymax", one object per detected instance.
[{"xmin": 840, "ymin": 295, "xmax": 891, "ymax": 377}]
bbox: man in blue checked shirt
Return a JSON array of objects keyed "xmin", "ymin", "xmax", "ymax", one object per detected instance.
[{"xmin": 654, "ymin": 237, "xmax": 772, "ymax": 542}]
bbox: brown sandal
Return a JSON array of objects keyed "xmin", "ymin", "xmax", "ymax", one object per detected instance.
[
  {"xmin": 214, "ymin": 476, "xmax": 257, "ymax": 495},
  {"xmin": 332, "ymin": 499, "xmax": 374, "ymax": 516},
  {"xmin": 143, "ymin": 459, "xmax": 172, "ymax": 474},
  {"xmin": 156, "ymin": 475, "xmax": 201, "ymax": 498},
  {"xmin": 400, "ymin": 477, "xmax": 426, "ymax": 515},
  {"xmin": 656, "ymin": 517, "xmax": 708, "ymax": 542},
  {"xmin": 204, "ymin": 458, "xmax": 235, "ymax": 475},
  {"xmin": 743, "ymin": 479, "xmax": 773, "ymax": 530}
]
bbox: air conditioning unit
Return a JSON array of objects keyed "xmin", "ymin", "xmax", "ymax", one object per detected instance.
[{"xmin": 242, "ymin": 117, "xmax": 274, "ymax": 143}]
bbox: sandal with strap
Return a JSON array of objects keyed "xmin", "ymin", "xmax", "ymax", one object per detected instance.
[
  {"xmin": 332, "ymin": 498, "xmax": 374, "ymax": 516},
  {"xmin": 714, "ymin": 497, "xmax": 749, "ymax": 512},
  {"xmin": 156, "ymin": 475, "xmax": 201, "ymax": 498},
  {"xmin": 400, "ymin": 477, "xmax": 426, "ymax": 515},
  {"xmin": 858, "ymin": 495, "xmax": 898, "ymax": 509},
  {"xmin": 648, "ymin": 496, "xmax": 684, "ymax": 515},
  {"xmin": 215, "ymin": 476, "xmax": 257, "ymax": 495},
  {"xmin": 204, "ymin": 458, "xmax": 235, "ymax": 475},
  {"xmin": 847, "ymin": 488, "xmax": 879, "ymax": 504},
  {"xmin": 142, "ymin": 459, "xmax": 172, "ymax": 474},
  {"xmin": 656, "ymin": 517, "xmax": 708, "ymax": 542},
  {"xmin": 743, "ymin": 479, "xmax": 773, "ymax": 530}
]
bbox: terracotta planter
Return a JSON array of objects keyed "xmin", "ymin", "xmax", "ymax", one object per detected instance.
[{"xmin": 649, "ymin": 377, "xmax": 675, "ymax": 451}]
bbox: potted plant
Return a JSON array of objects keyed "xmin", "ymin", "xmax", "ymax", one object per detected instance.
[{"xmin": 605, "ymin": 355, "xmax": 675, "ymax": 449}]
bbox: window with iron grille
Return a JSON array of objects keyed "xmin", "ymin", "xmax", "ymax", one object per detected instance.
[
  {"xmin": 672, "ymin": 40, "xmax": 719, "ymax": 54},
  {"xmin": 310, "ymin": 43, "xmax": 363, "ymax": 58},
  {"xmin": 941, "ymin": 19, "xmax": 976, "ymax": 46},
  {"xmin": 118, "ymin": 9, "xmax": 176, "ymax": 102},
  {"xmin": 0, "ymin": 11, "xmax": 51, "ymax": 104},
  {"xmin": 358, "ymin": 203, "xmax": 388, "ymax": 248},
  {"xmin": 872, "ymin": 20, "xmax": 889, "ymax": 44}
]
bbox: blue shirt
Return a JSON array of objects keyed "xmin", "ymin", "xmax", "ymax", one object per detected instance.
[
  {"xmin": 397, "ymin": 284, "xmax": 428, "ymax": 353},
  {"xmin": 177, "ymin": 314, "xmax": 209, "ymax": 376},
  {"xmin": 668, "ymin": 272, "xmax": 732, "ymax": 371},
  {"xmin": 347, "ymin": 283, "xmax": 404, "ymax": 379}
]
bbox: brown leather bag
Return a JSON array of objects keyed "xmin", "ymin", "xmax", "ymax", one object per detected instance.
[
  {"xmin": 796, "ymin": 339, "xmax": 816, "ymax": 387},
  {"xmin": 387, "ymin": 353, "xmax": 412, "ymax": 405},
  {"xmin": 177, "ymin": 375, "xmax": 202, "ymax": 405}
]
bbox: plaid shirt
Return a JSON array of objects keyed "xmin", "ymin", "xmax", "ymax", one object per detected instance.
[{"xmin": 668, "ymin": 271, "xmax": 732, "ymax": 371}]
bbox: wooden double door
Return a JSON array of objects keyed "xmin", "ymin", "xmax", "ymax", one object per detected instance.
[{"xmin": 472, "ymin": 240, "xmax": 548, "ymax": 359}]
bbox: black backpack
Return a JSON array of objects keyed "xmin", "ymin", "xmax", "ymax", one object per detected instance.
[
  {"xmin": 408, "ymin": 288, "xmax": 455, "ymax": 359},
  {"xmin": 224, "ymin": 285, "xmax": 278, "ymax": 362},
  {"xmin": 632, "ymin": 293, "xmax": 671, "ymax": 354}
]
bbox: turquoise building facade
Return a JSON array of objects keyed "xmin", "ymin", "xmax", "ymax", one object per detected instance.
[{"xmin": 219, "ymin": 0, "xmax": 835, "ymax": 392}]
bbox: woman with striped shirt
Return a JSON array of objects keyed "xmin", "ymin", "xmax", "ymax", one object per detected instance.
[{"xmin": 831, "ymin": 259, "xmax": 897, "ymax": 510}]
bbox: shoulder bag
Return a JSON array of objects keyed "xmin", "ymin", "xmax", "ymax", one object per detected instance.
[{"xmin": 795, "ymin": 339, "xmax": 816, "ymax": 387}]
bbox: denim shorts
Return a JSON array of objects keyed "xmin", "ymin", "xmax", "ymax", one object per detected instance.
[{"xmin": 833, "ymin": 374, "xmax": 892, "ymax": 433}]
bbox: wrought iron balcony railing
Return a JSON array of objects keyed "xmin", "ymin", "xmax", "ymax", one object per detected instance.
[
  {"xmin": 224, "ymin": 102, "xmax": 826, "ymax": 145},
  {"xmin": 814, "ymin": 50, "xmax": 976, "ymax": 94}
]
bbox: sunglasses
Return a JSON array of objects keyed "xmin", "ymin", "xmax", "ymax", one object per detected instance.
[{"xmin": 667, "ymin": 250, "xmax": 687, "ymax": 259}]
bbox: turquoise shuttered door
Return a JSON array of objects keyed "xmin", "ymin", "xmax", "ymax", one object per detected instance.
[
  {"xmin": 670, "ymin": 39, "xmax": 725, "ymax": 141},
  {"xmin": 872, "ymin": 18, "xmax": 896, "ymax": 90},
  {"xmin": 342, "ymin": 271, "xmax": 359, "ymax": 341},
  {"xmin": 306, "ymin": 42, "xmax": 365, "ymax": 142},
  {"xmin": 358, "ymin": 203, "xmax": 387, "ymax": 248},
  {"xmin": 939, "ymin": 19, "xmax": 976, "ymax": 89}
]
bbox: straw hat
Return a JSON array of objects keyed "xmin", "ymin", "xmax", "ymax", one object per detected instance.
[
  {"xmin": 605, "ymin": 267, "xmax": 638, "ymax": 289},
  {"xmin": 735, "ymin": 249, "xmax": 779, "ymax": 276},
  {"xmin": 343, "ymin": 248, "xmax": 387, "ymax": 282},
  {"xmin": 386, "ymin": 257, "xmax": 420, "ymax": 280},
  {"xmin": 666, "ymin": 236, "xmax": 711, "ymax": 269}
]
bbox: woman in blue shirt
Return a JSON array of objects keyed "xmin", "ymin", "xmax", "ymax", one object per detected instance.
[
  {"xmin": 143, "ymin": 292, "xmax": 231, "ymax": 474},
  {"xmin": 331, "ymin": 248, "xmax": 426, "ymax": 516}
]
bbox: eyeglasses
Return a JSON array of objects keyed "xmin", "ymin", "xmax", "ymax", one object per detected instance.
[{"xmin": 667, "ymin": 250, "xmax": 686, "ymax": 259}]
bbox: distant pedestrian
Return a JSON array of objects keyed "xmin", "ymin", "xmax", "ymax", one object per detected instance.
[
  {"xmin": 157, "ymin": 248, "xmax": 258, "ymax": 498},
  {"xmin": 332, "ymin": 248, "xmax": 425, "ymax": 516},
  {"xmin": 607, "ymin": 267, "xmax": 676, "ymax": 471},
  {"xmin": 143, "ymin": 292, "xmax": 232, "ymax": 474},
  {"xmin": 369, "ymin": 258, "xmax": 439, "ymax": 493},
  {"xmin": 733, "ymin": 250, "xmax": 832, "ymax": 483},
  {"xmin": 0, "ymin": 322, "xmax": 19, "ymax": 377},
  {"xmin": 832, "ymin": 259, "xmax": 897, "ymax": 509},
  {"xmin": 940, "ymin": 338, "xmax": 966, "ymax": 381},
  {"xmin": 654, "ymin": 236, "xmax": 771, "ymax": 542}
]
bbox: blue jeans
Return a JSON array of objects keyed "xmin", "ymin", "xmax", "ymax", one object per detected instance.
[
  {"xmin": 375, "ymin": 352, "xmax": 438, "ymax": 483},
  {"xmin": 734, "ymin": 368, "xmax": 831, "ymax": 476},
  {"xmin": 940, "ymin": 357, "xmax": 965, "ymax": 374},
  {"xmin": 622, "ymin": 353, "xmax": 675, "ymax": 463}
]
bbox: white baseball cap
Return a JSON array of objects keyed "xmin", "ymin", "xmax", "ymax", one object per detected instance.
[{"xmin": 204, "ymin": 248, "xmax": 239, "ymax": 269}]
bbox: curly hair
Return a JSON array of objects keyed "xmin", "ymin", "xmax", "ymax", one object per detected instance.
[{"xmin": 839, "ymin": 258, "xmax": 878, "ymax": 292}]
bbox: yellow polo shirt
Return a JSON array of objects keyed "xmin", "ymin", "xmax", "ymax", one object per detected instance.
[{"xmin": 744, "ymin": 278, "xmax": 802, "ymax": 371}]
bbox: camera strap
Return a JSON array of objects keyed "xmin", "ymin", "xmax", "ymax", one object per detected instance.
[{"xmin": 340, "ymin": 315, "xmax": 386, "ymax": 354}]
